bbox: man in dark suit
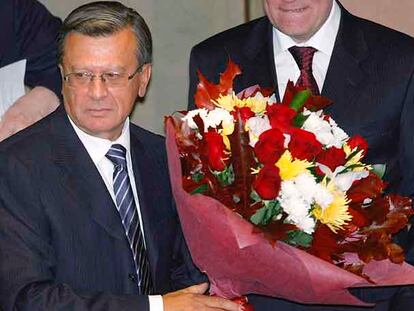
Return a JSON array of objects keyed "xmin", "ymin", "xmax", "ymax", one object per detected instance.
[
  {"xmin": 188, "ymin": 0, "xmax": 414, "ymax": 310},
  {"xmin": 0, "ymin": 2, "xmax": 241, "ymax": 311}
]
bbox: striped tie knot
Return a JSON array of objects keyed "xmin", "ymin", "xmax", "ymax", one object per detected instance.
[{"xmin": 106, "ymin": 144, "xmax": 127, "ymax": 168}]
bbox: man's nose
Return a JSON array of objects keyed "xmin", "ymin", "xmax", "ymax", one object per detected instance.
[{"xmin": 88, "ymin": 76, "xmax": 109, "ymax": 99}]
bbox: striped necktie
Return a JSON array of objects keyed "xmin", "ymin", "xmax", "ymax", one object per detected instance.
[
  {"xmin": 105, "ymin": 144, "xmax": 153, "ymax": 294},
  {"xmin": 288, "ymin": 46, "xmax": 320, "ymax": 95}
]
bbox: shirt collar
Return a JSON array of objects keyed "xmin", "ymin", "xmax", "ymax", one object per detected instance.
[
  {"xmin": 273, "ymin": 0, "xmax": 341, "ymax": 56},
  {"xmin": 68, "ymin": 116, "xmax": 131, "ymax": 165}
]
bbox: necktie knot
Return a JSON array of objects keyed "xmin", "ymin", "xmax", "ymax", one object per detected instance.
[
  {"xmin": 288, "ymin": 46, "xmax": 317, "ymax": 72},
  {"xmin": 106, "ymin": 144, "xmax": 127, "ymax": 168}
]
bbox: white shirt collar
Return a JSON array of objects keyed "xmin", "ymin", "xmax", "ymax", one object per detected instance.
[
  {"xmin": 68, "ymin": 116, "xmax": 131, "ymax": 166},
  {"xmin": 273, "ymin": 0, "xmax": 341, "ymax": 56}
]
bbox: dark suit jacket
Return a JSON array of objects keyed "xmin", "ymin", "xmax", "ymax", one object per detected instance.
[
  {"xmin": 0, "ymin": 0, "xmax": 62, "ymax": 96},
  {"xmin": 188, "ymin": 2, "xmax": 414, "ymax": 311},
  {"xmin": 0, "ymin": 106, "xmax": 202, "ymax": 310}
]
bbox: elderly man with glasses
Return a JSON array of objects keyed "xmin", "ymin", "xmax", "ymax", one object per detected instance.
[{"xmin": 0, "ymin": 2, "xmax": 241, "ymax": 311}]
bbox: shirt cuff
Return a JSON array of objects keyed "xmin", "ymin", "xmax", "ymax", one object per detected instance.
[{"xmin": 148, "ymin": 295, "xmax": 164, "ymax": 311}]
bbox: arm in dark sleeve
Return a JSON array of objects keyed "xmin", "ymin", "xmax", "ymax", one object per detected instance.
[
  {"xmin": 0, "ymin": 152, "xmax": 149, "ymax": 311},
  {"xmin": 14, "ymin": 0, "xmax": 62, "ymax": 96}
]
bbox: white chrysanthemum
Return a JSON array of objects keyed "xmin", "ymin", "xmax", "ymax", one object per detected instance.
[
  {"xmin": 294, "ymin": 173, "xmax": 318, "ymax": 204},
  {"xmin": 302, "ymin": 110, "xmax": 348, "ymax": 148},
  {"xmin": 246, "ymin": 115, "xmax": 271, "ymax": 147},
  {"xmin": 203, "ymin": 108, "xmax": 234, "ymax": 131},
  {"xmin": 313, "ymin": 184, "xmax": 334, "ymax": 209},
  {"xmin": 181, "ymin": 108, "xmax": 208, "ymax": 129},
  {"xmin": 295, "ymin": 216, "xmax": 316, "ymax": 234}
]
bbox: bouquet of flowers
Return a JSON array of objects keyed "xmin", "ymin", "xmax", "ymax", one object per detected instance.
[{"xmin": 165, "ymin": 60, "xmax": 414, "ymax": 306}]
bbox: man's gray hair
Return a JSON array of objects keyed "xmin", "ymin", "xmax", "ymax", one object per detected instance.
[{"xmin": 58, "ymin": 1, "xmax": 152, "ymax": 66}]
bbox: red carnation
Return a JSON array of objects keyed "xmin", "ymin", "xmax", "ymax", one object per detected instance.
[
  {"xmin": 316, "ymin": 147, "xmax": 347, "ymax": 172},
  {"xmin": 266, "ymin": 104, "xmax": 296, "ymax": 132},
  {"xmin": 348, "ymin": 135, "xmax": 368, "ymax": 157},
  {"xmin": 204, "ymin": 131, "xmax": 227, "ymax": 171},
  {"xmin": 253, "ymin": 165, "xmax": 282, "ymax": 200},
  {"xmin": 254, "ymin": 128, "xmax": 285, "ymax": 165},
  {"xmin": 289, "ymin": 128, "xmax": 323, "ymax": 161}
]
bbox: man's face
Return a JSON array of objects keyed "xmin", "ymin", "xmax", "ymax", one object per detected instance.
[
  {"xmin": 61, "ymin": 27, "xmax": 151, "ymax": 140},
  {"xmin": 264, "ymin": 0, "xmax": 333, "ymax": 42}
]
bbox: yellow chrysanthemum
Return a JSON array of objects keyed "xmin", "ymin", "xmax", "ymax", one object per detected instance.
[
  {"xmin": 213, "ymin": 92, "xmax": 267, "ymax": 114},
  {"xmin": 343, "ymin": 143, "xmax": 370, "ymax": 172},
  {"xmin": 275, "ymin": 150, "xmax": 313, "ymax": 180},
  {"xmin": 313, "ymin": 184, "xmax": 352, "ymax": 233}
]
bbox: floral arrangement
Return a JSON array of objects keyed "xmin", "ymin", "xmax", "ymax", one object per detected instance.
[{"xmin": 165, "ymin": 60, "xmax": 414, "ymax": 305}]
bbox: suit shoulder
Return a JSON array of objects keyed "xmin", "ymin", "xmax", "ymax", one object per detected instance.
[
  {"xmin": 130, "ymin": 123, "xmax": 166, "ymax": 154},
  {"xmin": 192, "ymin": 16, "xmax": 268, "ymax": 53}
]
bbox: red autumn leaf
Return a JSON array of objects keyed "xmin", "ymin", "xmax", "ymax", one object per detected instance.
[
  {"xmin": 347, "ymin": 172, "xmax": 385, "ymax": 204},
  {"xmin": 194, "ymin": 59, "xmax": 242, "ymax": 109},
  {"xmin": 347, "ymin": 135, "xmax": 368, "ymax": 157},
  {"xmin": 316, "ymin": 147, "xmax": 347, "ymax": 171},
  {"xmin": 204, "ymin": 131, "xmax": 228, "ymax": 171},
  {"xmin": 253, "ymin": 165, "xmax": 282, "ymax": 200},
  {"xmin": 288, "ymin": 128, "xmax": 323, "ymax": 161},
  {"xmin": 254, "ymin": 128, "xmax": 286, "ymax": 165},
  {"xmin": 266, "ymin": 104, "xmax": 296, "ymax": 132},
  {"xmin": 228, "ymin": 112, "xmax": 255, "ymax": 216},
  {"xmin": 309, "ymin": 224, "xmax": 339, "ymax": 263}
]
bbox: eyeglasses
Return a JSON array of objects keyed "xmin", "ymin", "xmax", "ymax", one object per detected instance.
[{"xmin": 63, "ymin": 65, "xmax": 143, "ymax": 88}]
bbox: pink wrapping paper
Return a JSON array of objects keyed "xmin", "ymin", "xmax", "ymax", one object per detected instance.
[{"xmin": 165, "ymin": 120, "xmax": 414, "ymax": 306}]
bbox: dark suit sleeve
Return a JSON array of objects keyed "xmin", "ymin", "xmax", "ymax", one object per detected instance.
[
  {"xmin": 13, "ymin": 0, "xmax": 62, "ymax": 96},
  {"xmin": 187, "ymin": 47, "xmax": 200, "ymax": 110},
  {"xmin": 0, "ymin": 152, "xmax": 148, "ymax": 311}
]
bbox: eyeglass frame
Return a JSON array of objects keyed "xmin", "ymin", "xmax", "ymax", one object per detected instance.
[{"xmin": 62, "ymin": 64, "xmax": 144, "ymax": 88}]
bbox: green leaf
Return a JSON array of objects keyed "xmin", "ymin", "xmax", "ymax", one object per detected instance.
[
  {"xmin": 250, "ymin": 190, "xmax": 261, "ymax": 202},
  {"xmin": 191, "ymin": 172, "xmax": 204, "ymax": 183},
  {"xmin": 289, "ymin": 90, "xmax": 311, "ymax": 112},
  {"xmin": 190, "ymin": 184, "xmax": 208, "ymax": 194},
  {"xmin": 372, "ymin": 164, "xmax": 386, "ymax": 179},
  {"xmin": 213, "ymin": 164, "xmax": 235, "ymax": 186},
  {"xmin": 285, "ymin": 230, "xmax": 313, "ymax": 248},
  {"xmin": 293, "ymin": 113, "xmax": 309, "ymax": 128},
  {"xmin": 250, "ymin": 201, "xmax": 281, "ymax": 225}
]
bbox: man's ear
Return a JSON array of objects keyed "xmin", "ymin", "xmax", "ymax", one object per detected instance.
[{"xmin": 137, "ymin": 63, "xmax": 152, "ymax": 98}]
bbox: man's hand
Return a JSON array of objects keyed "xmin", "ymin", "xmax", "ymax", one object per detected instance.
[
  {"xmin": 163, "ymin": 283, "xmax": 240, "ymax": 311},
  {"xmin": 0, "ymin": 86, "xmax": 59, "ymax": 141}
]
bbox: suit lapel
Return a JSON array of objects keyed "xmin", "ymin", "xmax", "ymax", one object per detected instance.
[
  {"xmin": 322, "ymin": 6, "xmax": 369, "ymax": 120},
  {"xmin": 50, "ymin": 106, "xmax": 125, "ymax": 240},
  {"xmin": 129, "ymin": 130, "xmax": 165, "ymax": 282},
  {"xmin": 241, "ymin": 17, "xmax": 280, "ymax": 101}
]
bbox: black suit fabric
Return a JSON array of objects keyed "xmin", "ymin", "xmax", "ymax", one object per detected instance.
[{"xmin": 0, "ymin": 106, "xmax": 202, "ymax": 310}]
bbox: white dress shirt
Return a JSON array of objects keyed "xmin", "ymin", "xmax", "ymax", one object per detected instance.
[
  {"xmin": 272, "ymin": 0, "xmax": 341, "ymax": 98},
  {"xmin": 68, "ymin": 116, "xmax": 164, "ymax": 311}
]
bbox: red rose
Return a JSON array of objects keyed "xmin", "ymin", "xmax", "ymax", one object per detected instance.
[
  {"xmin": 254, "ymin": 128, "xmax": 285, "ymax": 165},
  {"xmin": 348, "ymin": 135, "xmax": 368, "ymax": 157},
  {"xmin": 316, "ymin": 147, "xmax": 347, "ymax": 171},
  {"xmin": 254, "ymin": 165, "xmax": 281, "ymax": 200},
  {"xmin": 266, "ymin": 104, "xmax": 296, "ymax": 132},
  {"xmin": 204, "ymin": 131, "xmax": 227, "ymax": 171},
  {"xmin": 232, "ymin": 107, "xmax": 255, "ymax": 124},
  {"xmin": 289, "ymin": 128, "xmax": 323, "ymax": 161}
]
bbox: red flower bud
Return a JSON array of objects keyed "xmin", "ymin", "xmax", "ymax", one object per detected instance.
[
  {"xmin": 232, "ymin": 107, "xmax": 255, "ymax": 124},
  {"xmin": 266, "ymin": 104, "xmax": 296, "ymax": 132},
  {"xmin": 254, "ymin": 128, "xmax": 285, "ymax": 165},
  {"xmin": 254, "ymin": 165, "xmax": 281, "ymax": 200}
]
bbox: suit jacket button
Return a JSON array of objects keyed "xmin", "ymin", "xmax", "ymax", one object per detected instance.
[{"xmin": 128, "ymin": 273, "xmax": 137, "ymax": 283}]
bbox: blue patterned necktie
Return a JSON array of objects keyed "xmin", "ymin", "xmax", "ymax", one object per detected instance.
[{"xmin": 105, "ymin": 144, "xmax": 153, "ymax": 294}]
